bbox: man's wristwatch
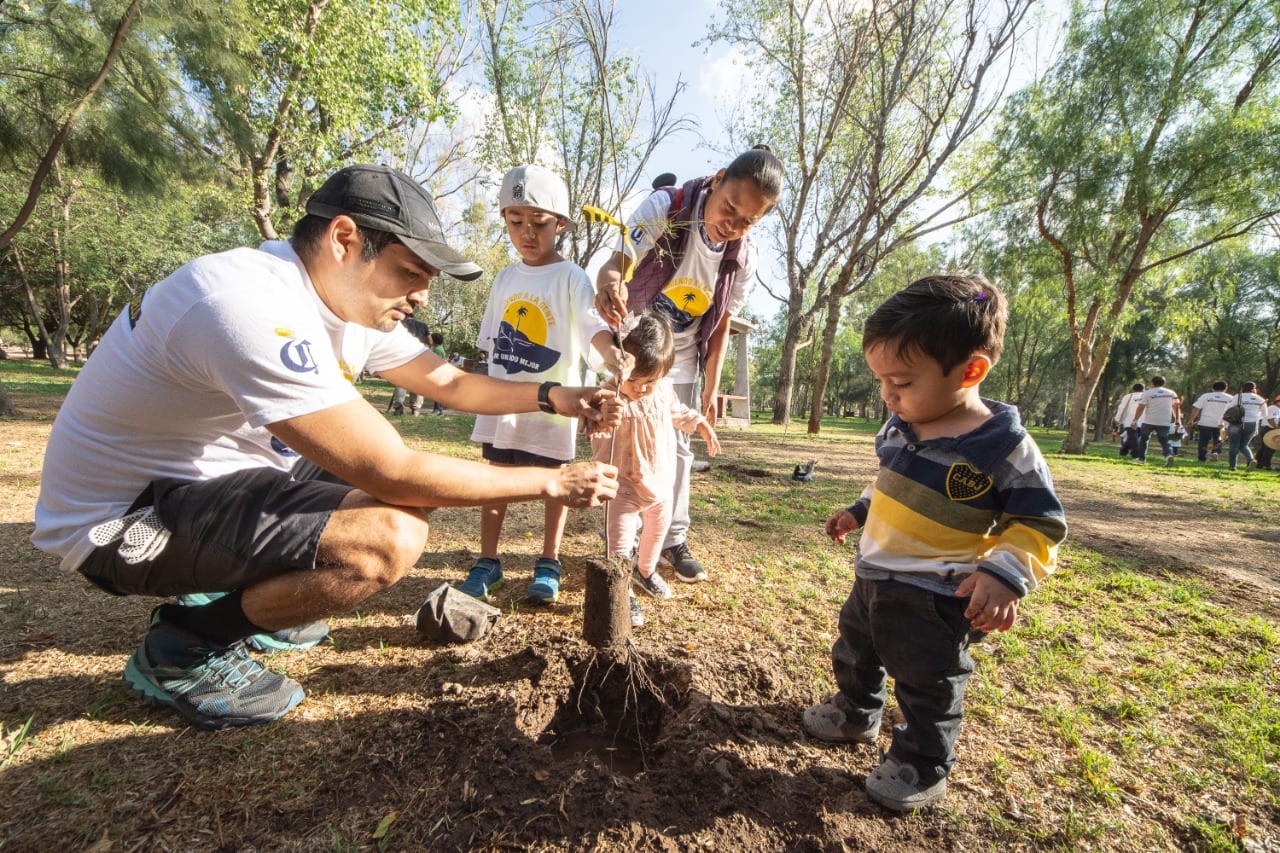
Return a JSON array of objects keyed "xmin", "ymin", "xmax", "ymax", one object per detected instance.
[{"xmin": 538, "ymin": 381, "xmax": 561, "ymax": 414}]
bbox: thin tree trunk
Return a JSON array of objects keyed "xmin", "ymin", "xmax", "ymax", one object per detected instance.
[{"xmin": 807, "ymin": 302, "xmax": 843, "ymax": 434}]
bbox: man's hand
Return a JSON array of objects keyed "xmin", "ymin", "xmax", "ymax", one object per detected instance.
[
  {"xmin": 548, "ymin": 461, "xmax": 619, "ymax": 507},
  {"xmin": 552, "ymin": 386, "xmax": 623, "ymax": 430},
  {"xmin": 594, "ymin": 279, "xmax": 629, "ymax": 328},
  {"xmin": 955, "ymin": 572, "xmax": 1019, "ymax": 632},
  {"xmin": 825, "ymin": 509, "xmax": 861, "ymax": 544}
]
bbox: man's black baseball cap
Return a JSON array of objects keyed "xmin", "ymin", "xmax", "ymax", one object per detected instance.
[{"xmin": 306, "ymin": 164, "xmax": 483, "ymax": 281}]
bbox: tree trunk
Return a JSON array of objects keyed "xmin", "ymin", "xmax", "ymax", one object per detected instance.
[
  {"xmin": 0, "ymin": 382, "xmax": 18, "ymax": 418},
  {"xmin": 582, "ymin": 557, "xmax": 630, "ymax": 652},
  {"xmin": 771, "ymin": 302, "xmax": 809, "ymax": 425},
  {"xmin": 1063, "ymin": 366, "xmax": 1105, "ymax": 453},
  {"xmin": 806, "ymin": 300, "xmax": 843, "ymax": 435}
]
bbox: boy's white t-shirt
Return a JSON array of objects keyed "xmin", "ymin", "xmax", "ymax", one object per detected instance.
[
  {"xmin": 621, "ymin": 187, "xmax": 753, "ymax": 383},
  {"xmin": 471, "ymin": 259, "xmax": 608, "ymax": 461},
  {"xmin": 33, "ymin": 241, "xmax": 425, "ymax": 571}
]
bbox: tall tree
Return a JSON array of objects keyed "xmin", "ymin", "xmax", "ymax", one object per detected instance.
[
  {"xmin": 0, "ymin": 0, "xmax": 146, "ymax": 253},
  {"xmin": 478, "ymin": 0, "xmax": 692, "ymax": 268},
  {"xmin": 1174, "ymin": 245, "xmax": 1280, "ymax": 395},
  {"xmin": 706, "ymin": 0, "xmax": 1031, "ymax": 432},
  {"xmin": 1, "ymin": 0, "xmax": 207, "ymax": 366},
  {"xmin": 172, "ymin": 0, "xmax": 466, "ymax": 239},
  {"xmin": 984, "ymin": 0, "xmax": 1280, "ymax": 453}
]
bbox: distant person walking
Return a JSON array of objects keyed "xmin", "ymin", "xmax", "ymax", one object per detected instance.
[
  {"xmin": 1256, "ymin": 395, "xmax": 1280, "ymax": 471},
  {"xmin": 1226, "ymin": 381, "xmax": 1268, "ymax": 471},
  {"xmin": 1186, "ymin": 380, "xmax": 1234, "ymax": 462},
  {"xmin": 1112, "ymin": 383, "xmax": 1144, "ymax": 458},
  {"xmin": 1132, "ymin": 376, "xmax": 1181, "ymax": 467}
]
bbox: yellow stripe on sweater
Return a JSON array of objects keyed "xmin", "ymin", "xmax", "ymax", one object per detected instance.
[{"xmin": 862, "ymin": 487, "xmax": 997, "ymax": 563}]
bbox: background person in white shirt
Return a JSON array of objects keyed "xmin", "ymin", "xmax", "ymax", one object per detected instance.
[
  {"xmin": 1227, "ymin": 381, "xmax": 1268, "ymax": 471},
  {"xmin": 1256, "ymin": 395, "xmax": 1280, "ymax": 471},
  {"xmin": 1186, "ymin": 380, "xmax": 1234, "ymax": 462},
  {"xmin": 1112, "ymin": 382, "xmax": 1145, "ymax": 458},
  {"xmin": 1132, "ymin": 375, "xmax": 1181, "ymax": 466}
]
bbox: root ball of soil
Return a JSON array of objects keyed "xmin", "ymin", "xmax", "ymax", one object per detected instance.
[{"xmin": 582, "ymin": 556, "xmax": 631, "ymax": 651}]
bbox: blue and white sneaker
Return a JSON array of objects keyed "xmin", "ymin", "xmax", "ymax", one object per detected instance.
[
  {"xmin": 124, "ymin": 608, "xmax": 304, "ymax": 730},
  {"xmin": 178, "ymin": 592, "xmax": 329, "ymax": 652},
  {"xmin": 526, "ymin": 558, "xmax": 562, "ymax": 605},
  {"xmin": 458, "ymin": 558, "xmax": 504, "ymax": 602}
]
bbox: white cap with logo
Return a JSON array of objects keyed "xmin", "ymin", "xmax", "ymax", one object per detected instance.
[{"xmin": 499, "ymin": 164, "xmax": 577, "ymax": 232}]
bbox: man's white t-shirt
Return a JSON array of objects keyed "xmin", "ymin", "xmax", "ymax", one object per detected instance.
[
  {"xmin": 1138, "ymin": 386, "xmax": 1179, "ymax": 426},
  {"xmin": 471, "ymin": 260, "xmax": 608, "ymax": 461},
  {"xmin": 1191, "ymin": 391, "xmax": 1234, "ymax": 428},
  {"xmin": 33, "ymin": 241, "xmax": 425, "ymax": 571},
  {"xmin": 620, "ymin": 187, "xmax": 753, "ymax": 384},
  {"xmin": 1265, "ymin": 404, "xmax": 1280, "ymax": 428},
  {"xmin": 1113, "ymin": 391, "xmax": 1144, "ymax": 428}
]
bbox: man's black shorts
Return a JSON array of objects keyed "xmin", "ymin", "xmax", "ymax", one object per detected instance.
[
  {"xmin": 480, "ymin": 443, "xmax": 569, "ymax": 468},
  {"xmin": 78, "ymin": 465, "xmax": 352, "ymax": 597}
]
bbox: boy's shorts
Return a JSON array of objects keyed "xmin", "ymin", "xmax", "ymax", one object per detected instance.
[
  {"xmin": 481, "ymin": 443, "xmax": 569, "ymax": 468},
  {"xmin": 77, "ymin": 464, "xmax": 352, "ymax": 598}
]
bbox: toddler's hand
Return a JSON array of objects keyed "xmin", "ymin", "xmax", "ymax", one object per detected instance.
[
  {"xmin": 955, "ymin": 572, "xmax": 1019, "ymax": 632},
  {"xmin": 699, "ymin": 423, "xmax": 721, "ymax": 457},
  {"xmin": 825, "ymin": 509, "xmax": 860, "ymax": 544}
]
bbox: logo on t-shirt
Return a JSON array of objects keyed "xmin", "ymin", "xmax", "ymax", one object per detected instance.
[
  {"xmin": 493, "ymin": 294, "xmax": 560, "ymax": 375},
  {"xmin": 280, "ymin": 339, "xmax": 319, "ymax": 374},
  {"xmin": 270, "ymin": 436, "xmax": 300, "ymax": 458},
  {"xmin": 945, "ymin": 462, "xmax": 993, "ymax": 502},
  {"xmin": 653, "ymin": 277, "xmax": 713, "ymax": 333}
]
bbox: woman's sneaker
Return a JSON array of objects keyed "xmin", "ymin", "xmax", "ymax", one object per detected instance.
[
  {"xmin": 865, "ymin": 754, "xmax": 947, "ymax": 811},
  {"xmin": 632, "ymin": 567, "xmax": 673, "ymax": 599},
  {"xmin": 660, "ymin": 542, "xmax": 707, "ymax": 583},
  {"xmin": 177, "ymin": 592, "xmax": 329, "ymax": 652},
  {"xmin": 123, "ymin": 609, "xmax": 305, "ymax": 730},
  {"xmin": 458, "ymin": 558, "xmax": 504, "ymax": 602}
]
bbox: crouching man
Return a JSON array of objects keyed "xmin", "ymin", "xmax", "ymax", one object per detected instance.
[{"xmin": 33, "ymin": 165, "xmax": 620, "ymax": 730}]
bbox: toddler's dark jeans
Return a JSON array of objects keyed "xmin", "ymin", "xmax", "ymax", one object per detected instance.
[{"xmin": 829, "ymin": 576, "xmax": 985, "ymax": 785}]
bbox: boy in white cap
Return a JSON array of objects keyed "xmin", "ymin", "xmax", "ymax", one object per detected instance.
[{"xmin": 460, "ymin": 164, "xmax": 629, "ymax": 605}]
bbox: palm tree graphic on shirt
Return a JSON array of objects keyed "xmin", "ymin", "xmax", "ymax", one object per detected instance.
[{"xmin": 494, "ymin": 299, "xmax": 559, "ymax": 375}]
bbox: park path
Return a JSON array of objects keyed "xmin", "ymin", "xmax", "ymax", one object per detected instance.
[{"xmin": 1052, "ymin": 471, "xmax": 1280, "ymax": 605}]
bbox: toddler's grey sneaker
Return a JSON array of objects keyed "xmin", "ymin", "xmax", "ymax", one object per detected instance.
[
  {"xmin": 632, "ymin": 566, "xmax": 673, "ymax": 599},
  {"xmin": 801, "ymin": 693, "xmax": 880, "ymax": 744},
  {"xmin": 865, "ymin": 754, "xmax": 947, "ymax": 811}
]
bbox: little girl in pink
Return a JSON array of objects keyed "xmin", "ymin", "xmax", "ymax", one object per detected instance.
[{"xmin": 591, "ymin": 312, "xmax": 720, "ymax": 626}]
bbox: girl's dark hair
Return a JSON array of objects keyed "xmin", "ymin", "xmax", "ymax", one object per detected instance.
[
  {"xmin": 863, "ymin": 273, "xmax": 1007, "ymax": 375},
  {"xmin": 723, "ymin": 144, "xmax": 783, "ymax": 199},
  {"xmin": 292, "ymin": 213, "xmax": 399, "ymax": 262},
  {"xmin": 622, "ymin": 312, "xmax": 675, "ymax": 379}
]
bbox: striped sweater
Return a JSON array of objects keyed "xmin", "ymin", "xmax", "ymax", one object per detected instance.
[{"xmin": 848, "ymin": 400, "xmax": 1066, "ymax": 597}]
